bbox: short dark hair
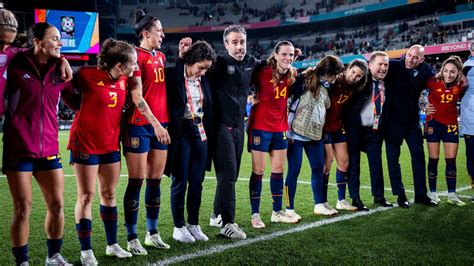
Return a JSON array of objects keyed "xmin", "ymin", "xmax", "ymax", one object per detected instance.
[
  {"xmin": 97, "ymin": 38, "xmax": 135, "ymax": 71},
  {"xmin": 183, "ymin": 41, "xmax": 216, "ymax": 66},
  {"xmin": 223, "ymin": 24, "xmax": 246, "ymax": 43},
  {"xmin": 27, "ymin": 22, "xmax": 55, "ymax": 48}
]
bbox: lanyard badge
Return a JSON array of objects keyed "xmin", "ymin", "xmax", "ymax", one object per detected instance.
[{"xmin": 184, "ymin": 79, "xmax": 207, "ymax": 142}]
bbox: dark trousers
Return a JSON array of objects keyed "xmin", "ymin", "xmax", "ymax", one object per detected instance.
[
  {"xmin": 212, "ymin": 125, "xmax": 244, "ymax": 225},
  {"xmin": 170, "ymin": 121, "xmax": 208, "ymax": 227},
  {"xmin": 385, "ymin": 124, "xmax": 427, "ymax": 196},
  {"xmin": 348, "ymin": 127, "xmax": 385, "ymax": 199},
  {"xmin": 465, "ymin": 135, "xmax": 474, "ymax": 183}
]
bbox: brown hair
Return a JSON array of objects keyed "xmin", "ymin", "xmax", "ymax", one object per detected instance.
[
  {"xmin": 345, "ymin": 59, "xmax": 368, "ymax": 93},
  {"xmin": 267, "ymin": 40, "xmax": 297, "ymax": 86},
  {"xmin": 302, "ymin": 55, "xmax": 344, "ymax": 97},
  {"xmin": 436, "ymin": 55, "xmax": 463, "ymax": 85},
  {"xmin": 97, "ymin": 38, "xmax": 135, "ymax": 71}
]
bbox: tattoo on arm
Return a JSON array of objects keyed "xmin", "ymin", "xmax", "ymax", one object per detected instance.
[{"xmin": 137, "ymin": 99, "xmax": 159, "ymax": 127}]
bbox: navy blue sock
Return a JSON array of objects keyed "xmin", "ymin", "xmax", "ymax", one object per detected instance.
[
  {"xmin": 428, "ymin": 157, "xmax": 439, "ymax": 192},
  {"xmin": 445, "ymin": 158, "xmax": 457, "ymax": 193},
  {"xmin": 46, "ymin": 238, "xmax": 62, "ymax": 258},
  {"xmin": 270, "ymin": 172, "xmax": 284, "ymax": 212},
  {"xmin": 145, "ymin": 178, "xmax": 161, "ymax": 235},
  {"xmin": 76, "ymin": 218, "xmax": 92, "ymax": 251},
  {"xmin": 124, "ymin": 178, "xmax": 143, "ymax": 241},
  {"xmin": 12, "ymin": 244, "xmax": 28, "ymax": 265},
  {"xmin": 322, "ymin": 173, "xmax": 329, "ymax": 202},
  {"xmin": 100, "ymin": 205, "xmax": 118, "ymax": 245},
  {"xmin": 249, "ymin": 172, "xmax": 263, "ymax": 214},
  {"xmin": 335, "ymin": 169, "xmax": 347, "ymax": 201}
]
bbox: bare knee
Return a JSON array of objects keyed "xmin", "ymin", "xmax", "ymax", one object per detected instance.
[
  {"xmin": 47, "ymin": 199, "xmax": 64, "ymax": 217},
  {"xmin": 13, "ymin": 200, "xmax": 32, "ymax": 221},
  {"xmin": 100, "ymin": 190, "xmax": 116, "ymax": 203},
  {"xmin": 78, "ymin": 192, "xmax": 95, "ymax": 208}
]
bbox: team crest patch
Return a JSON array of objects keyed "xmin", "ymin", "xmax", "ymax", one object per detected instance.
[
  {"xmin": 131, "ymin": 137, "xmax": 140, "ymax": 148},
  {"xmin": 253, "ymin": 136, "xmax": 261, "ymax": 145},
  {"xmin": 79, "ymin": 152, "xmax": 90, "ymax": 160},
  {"xmin": 453, "ymin": 87, "xmax": 459, "ymax": 94},
  {"xmin": 427, "ymin": 127, "xmax": 434, "ymax": 135},
  {"xmin": 227, "ymin": 65, "xmax": 235, "ymax": 75}
]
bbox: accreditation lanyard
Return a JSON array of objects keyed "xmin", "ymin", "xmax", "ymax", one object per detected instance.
[
  {"xmin": 184, "ymin": 78, "xmax": 207, "ymax": 141},
  {"xmin": 371, "ymin": 81, "xmax": 385, "ymax": 130}
]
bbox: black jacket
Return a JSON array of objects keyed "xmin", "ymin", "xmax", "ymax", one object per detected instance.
[
  {"xmin": 383, "ymin": 59, "xmax": 434, "ymax": 145},
  {"xmin": 164, "ymin": 62, "xmax": 214, "ymax": 176}
]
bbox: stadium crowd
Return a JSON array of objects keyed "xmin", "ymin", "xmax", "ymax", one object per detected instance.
[{"xmin": 1, "ymin": 6, "xmax": 474, "ymax": 266}]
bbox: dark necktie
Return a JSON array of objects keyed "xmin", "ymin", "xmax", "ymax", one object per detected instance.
[{"xmin": 373, "ymin": 80, "xmax": 381, "ymax": 115}]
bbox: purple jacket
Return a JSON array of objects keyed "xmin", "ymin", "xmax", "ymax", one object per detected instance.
[{"xmin": 3, "ymin": 50, "xmax": 70, "ymax": 159}]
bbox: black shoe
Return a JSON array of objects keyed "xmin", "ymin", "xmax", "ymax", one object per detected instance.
[
  {"xmin": 414, "ymin": 195, "xmax": 438, "ymax": 206},
  {"xmin": 374, "ymin": 197, "xmax": 393, "ymax": 207},
  {"xmin": 397, "ymin": 195, "xmax": 410, "ymax": 208},
  {"xmin": 352, "ymin": 198, "xmax": 369, "ymax": 211}
]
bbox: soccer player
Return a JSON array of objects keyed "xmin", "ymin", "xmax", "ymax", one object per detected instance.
[
  {"xmin": 122, "ymin": 9, "xmax": 170, "ymax": 255},
  {"xmin": 322, "ymin": 59, "xmax": 368, "ymax": 212},
  {"xmin": 285, "ymin": 55, "xmax": 345, "ymax": 218},
  {"xmin": 68, "ymin": 38, "xmax": 137, "ymax": 264},
  {"xmin": 164, "ymin": 41, "xmax": 216, "ymax": 243},
  {"xmin": 425, "ymin": 56, "xmax": 465, "ymax": 206},
  {"xmin": 461, "ymin": 42, "xmax": 474, "ymax": 203},
  {"xmin": 247, "ymin": 41, "xmax": 300, "ymax": 228},
  {"xmin": 3, "ymin": 22, "xmax": 72, "ymax": 266}
]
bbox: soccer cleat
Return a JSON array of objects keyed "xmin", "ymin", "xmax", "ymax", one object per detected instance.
[
  {"xmin": 144, "ymin": 232, "xmax": 170, "ymax": 249},
  {"xmin": 106, "ymin": 243, "xmax": 132, "ymax": 258},
  {"xmin": 220, "ymin": 223, "xmax": 247, "ymax": 240},
  {"xmin": 428, "ymin": 192, "xmax": 441, "ymax": 204},
  {"xmin": 285, "ymin": 209, "xmax": 302, "ymax": 221},
  {"xmin": 314, "ymin": 203, "xmax": 337, "ymax": 216},
  {"xmin": 186, "ymin": 224, "xmax": 209, "ymax": 241},
  {"xmin": 447, "ymin": 193, "xmax": 466, "ymax": 206},
  {"xmin": 173, "ymin": 226, "xmax": 195, "ymax": 243},
  {"xmin": 336, "ymin": 199, "xmax": 357, "ymax": 211},
  {"xmin": 80, "ymin": 249, "xmax": 98, "ymax": 266},
  {"xmin": 323, "ymin": 202, "xmax": 339, "ymax": 214},
  {"xmin": 127, "ymin": 239, "xmax": 148, "ymax": 255},
  {"xmin": 209, "ymin": 214, "xmax": 223, "ymax": 227},
  {"xmin": 251, "ymin": 213, "xmax": 266, "ymax": 229},
  {"xmin": 45, "ymin": 253, "xmax": 72, "ymax": 266},
  {"xmin": 271, "ymin": 211, "xmax": 299, "ymax": 224}
]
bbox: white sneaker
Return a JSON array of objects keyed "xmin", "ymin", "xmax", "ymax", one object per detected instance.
[
  {"xmin": 106, "ymin": 243, "xmax": 132, "ymax": 258},
  {"xmin": 324, "ymin": 202, "xmax": 339, "ymax": 214},
  {"xmin": 210, "ymin": 214, "xmax": 223, "ymax": 227},
  {"xmin": 127, "ymin": 239, "xmax": 148, "ymax": 255},
  {"xmin": 314, "ymin": 203, "xmax": 337, "ymax": 216},
  {"xmin": 251, "ymin": 213, "xmax": 266, "ymax": 229},
  {"xmin": 220, "ymin": 223, "xmax": 247, "ymax": 240},
  {"xmin": 428, "ymin": 192, "xmax": 441, "ymax": 204},
  {"xmin": 173, "ymin": 226, "xmax": 195, "ymax": 243},
  {"xmin": 80, "ymin": 249, "xmax": 98, "ymax": 266},
  {"xmin": 271, "ymin": 210, "xmax": 299, "ymax": 224},
  {"xmin": 186, "ymin": 224, "xmax": 209, "ymax": 241},
  {"xmin": 447, "ymin": 192, "xmax": 466, "ymax": 206},
  {"xmin": 336, "ymin": 199, "xmax": 357, "ymax": 211},
  {"xmin": 285, "ymin": 209, "xmax": 302, "ymax": 221},
  {"xmin": 144, "ymin": 232, "xmax": 170, "ymax": 249},
  {"xmin": 45, "ymin": 253, "xmax": 72, "ymax": 265}
]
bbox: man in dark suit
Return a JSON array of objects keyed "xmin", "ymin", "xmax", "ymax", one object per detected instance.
[
  {"xmin": 383, "ymin": 45, "xmax": 437, "ymax": 207},
  {"xmin": 345, "ymin": 51, "xmax": 393, "ymax": 211}
]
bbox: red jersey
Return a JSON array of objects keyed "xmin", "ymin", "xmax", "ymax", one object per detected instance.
[
  {"xmin": 68, "ymin": 67, "xmax": 128, "ymax": 154},
  {"xmin": 126, "ymin": 47, "xmax": 169, "ymax": 125},
  {"xmin": 426, "ymin": 77, "xmax": 464, "ymax": 125},
  {"xmin": 250, "ymin": 65, "xmax": 292, "ymax": 132},
  {"xmin": 324, "ymin": 77, "xmax": 354, "ymax": 132}
]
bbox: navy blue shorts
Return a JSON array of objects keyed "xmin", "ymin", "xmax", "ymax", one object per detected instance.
[
  {"xmin": 123, "ymin": 123, "xmax": 168, "ymax": 154},
  {"xmin": 3, "ymin": 154, "xmax": 62, "ymax": 172},
  {"xmin": 425, "ymin": 119, "xmax": 459, "ymax": 143},
  {"xmin": 70, "ymin": 151, "xmax": 121, "ymax": 165},
  {"xmin": 248, "ymin": 129, "xmax": 288, "ymax": 152},
  {"xmin": 322, "ymin": 129, "xmax": 347, "ymax": 145}
]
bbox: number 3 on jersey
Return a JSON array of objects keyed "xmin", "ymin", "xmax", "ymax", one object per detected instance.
[
  {"xmin": 108, "ymin": 92, "xmax": 117, "ymax": 108},
  {"xmin": 274, "ymin": 86, "xmax": 287, "ymax": 99}
]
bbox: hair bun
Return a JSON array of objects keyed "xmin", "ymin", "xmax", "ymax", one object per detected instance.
[{"xmin": 134, "ymin": 9, "xmax": 147, "ymax": 22}]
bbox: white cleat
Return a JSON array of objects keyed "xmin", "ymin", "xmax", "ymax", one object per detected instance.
[
  {"xmin": 270, "ymin": 211, "xmax": 299, "ymax": 224},
  {"xmin": 127, "ymin": 239, "xmax": 148, "ymax": 255},
  {"xmin": 324, "ymin": 202, "xmax": 339, "ymax": 214},
  {"xmin": 314, "ymin": 203, "xmax": 337, "ymax": 216},
  {"xmin": 220, "ymin": 223, "xmax": 247, "ymax": 240},
  {"xmin": 209, "ymin": 214, "xmax": 223, "ymax": 227},
  {"xmin": 251, "ymin": 213, "xmax": 266, "ymax": 229},
  {"xmin": 336, "ymin": 199, "xmax": 358, "ymax": 211},
  {"xmin": 285, "ymin": 209, "xmax": 302, "ymax": 221},
  {"xmin": 45, "ymin": 253, "xmax": 72, "ymax": 266},
  {"xmin": 144, "ymin": 232, "xmax": 170, "ymax": 249},
  {"xmin": 106, "ymin": 243, "xmax": 132, "ymax": 258},
  {"xmin": 447, "ymin": 192, "xmax": 466, "ymax": 206},
  {"xmin": 428, "ymin": 192, "xmax": 441, "ymax": 204},
  {"xmin": 173, "ymin": 226, "xmax": 195, "ymax": 243},
  {"xmin": 186, "ymin": 224, "xmax": 209, "ymax": 241},
  {"xmin": 80, "ymin": 249, "xmax": 98, "ymax": 266}
]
